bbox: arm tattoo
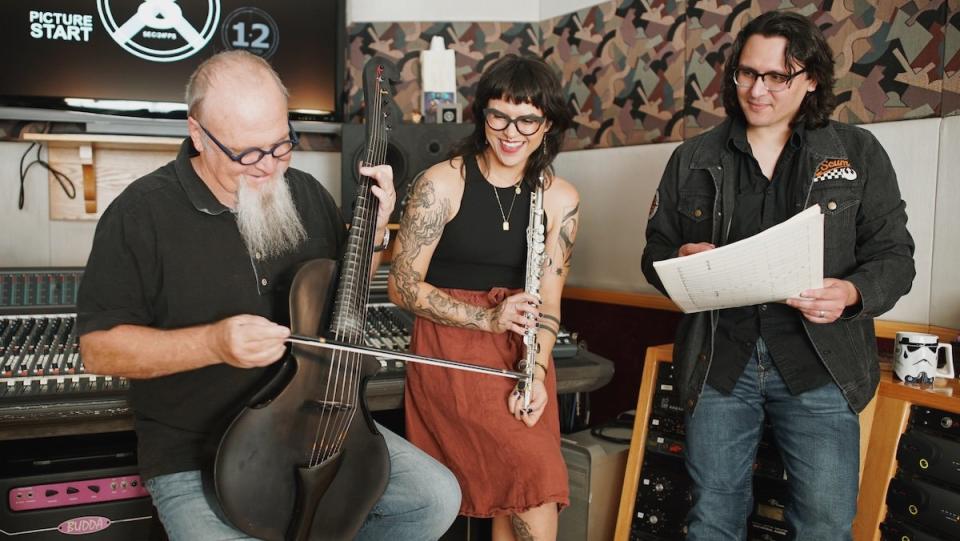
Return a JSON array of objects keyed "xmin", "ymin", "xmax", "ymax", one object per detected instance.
[
  {"xmin": 551, "ymin": 202, "xmax": 580, "ymax": 276},
  {"xmin": 392, "ymin": 176, "xmax": 489, "ymax": 330},
  {"xmin": 425, "ymin": 289, "xmax": 489, "ymax": 329},
  {"xmin": 538, "ymin": 313, "xmax": 560, "ymax": 337},
  {"xmin": 391, "ymin": 177, "xmax": 446, "ymax": 310},
  {"xmin": 510, "ymin": 514, "xmax": 535, "ymax": 541}
]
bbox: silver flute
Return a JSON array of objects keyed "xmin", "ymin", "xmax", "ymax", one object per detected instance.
[{"xmin": 518, "ymin": 174, "xmax": 547, "ymax": 411}]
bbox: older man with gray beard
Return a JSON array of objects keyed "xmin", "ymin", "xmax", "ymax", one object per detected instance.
[{"xmin": 77, "ymin": 50, "xmax": 460, "ymax": 540}]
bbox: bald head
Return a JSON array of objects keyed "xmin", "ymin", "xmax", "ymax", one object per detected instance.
[{"xmin": 185, "ymin": 50, "xmax": 289, "ymax": 125}]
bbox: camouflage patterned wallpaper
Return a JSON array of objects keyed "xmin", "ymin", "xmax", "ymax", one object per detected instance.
[
  {"xmin": 346, "ymin": 1, "xmax": 960, "ymax": 150},
  {"xmin": 344, "ymin": 22, "xmax": 541, "ymax": 124}
]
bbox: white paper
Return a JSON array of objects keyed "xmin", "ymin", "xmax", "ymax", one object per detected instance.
[{"xmin": 653, "ymin": 205, "xmax": 824, "ymax": 314}]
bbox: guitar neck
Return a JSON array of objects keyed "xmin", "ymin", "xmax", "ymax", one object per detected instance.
[{"xmin": 329, "ymin": 60, "xmax": 395, "ymax": 343}]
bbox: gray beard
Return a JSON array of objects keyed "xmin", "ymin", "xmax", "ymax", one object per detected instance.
[{"xmin": 235, "ymin": 172, "xmax": 307, "ymax": 259}]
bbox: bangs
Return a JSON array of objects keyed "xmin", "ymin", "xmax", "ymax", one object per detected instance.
[{"xmin": 481, "ymin": 63, "xmax": 549, "ymax": 112}]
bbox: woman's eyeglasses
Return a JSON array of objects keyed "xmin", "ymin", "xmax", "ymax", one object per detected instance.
[{"xmin": 483, "ymin": 108, "xmax": 546, "ymax": 136}]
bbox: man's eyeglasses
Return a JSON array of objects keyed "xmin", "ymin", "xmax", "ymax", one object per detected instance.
[
  {"xmin": 732, "ymin": 67, "xmax": 806, "ymax": 93},
  {"xmin": 198, "ymin": 121, "xmax": 299, "ymax": 166},
  {"xmin": 483, "ymin": 108, "xmax": 546, "ymax": 136}
]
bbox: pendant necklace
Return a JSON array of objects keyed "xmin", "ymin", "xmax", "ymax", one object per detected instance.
[{"xmin": 492, "ymin": 179, "xmax": 523, "ymax": 231}]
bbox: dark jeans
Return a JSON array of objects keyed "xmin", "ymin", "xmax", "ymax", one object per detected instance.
[{"xmin": 684, "ymin": 338, "xmax": 859, "ymax": 540}]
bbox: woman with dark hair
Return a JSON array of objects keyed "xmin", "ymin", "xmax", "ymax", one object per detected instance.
[{"xmin": 389, "ymin": 53, "xmax": 579, "ymax": 540}]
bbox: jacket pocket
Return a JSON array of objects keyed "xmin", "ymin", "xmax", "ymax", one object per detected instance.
[
  {"xmin": 810, "ymin": 186, "xmax": 859, "ymax": 273},
  {"xmin": 677, "ymin": 193, "xmax": 713, "ymax": 242}
]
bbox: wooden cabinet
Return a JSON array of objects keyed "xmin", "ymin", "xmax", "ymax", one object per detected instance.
[{"xmin": 853, "ymin": 371, "xmax": 960, "ymax": 540}]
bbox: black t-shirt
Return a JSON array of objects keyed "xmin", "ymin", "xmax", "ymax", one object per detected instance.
[
  {"xmin": 707, "ymin": 120, "xmax": 832, "ymax": 395},
  {"xmin": 77, "ymin": 139, "xmax": 346, "ymax": 480},
  {"xmin": 425, "ymin": 156, "xmax": 546, "ymax": 290}
]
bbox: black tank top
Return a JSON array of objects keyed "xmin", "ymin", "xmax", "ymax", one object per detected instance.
[{"xmin": 426, "ymin": 157, "xmax": 545, "ymax": 290}]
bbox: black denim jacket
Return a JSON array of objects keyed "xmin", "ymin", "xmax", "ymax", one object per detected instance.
[{"xmin": 641, "ymin": 119, "xmax": 916, "ymax": 414}]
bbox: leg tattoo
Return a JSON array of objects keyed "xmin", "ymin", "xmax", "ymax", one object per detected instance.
[{"xmin": 510, "ymin": 514, "xmax": 535, "ymax": 541}]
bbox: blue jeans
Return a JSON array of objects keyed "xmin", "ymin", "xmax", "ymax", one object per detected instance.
[
  {"xmin": 146, "ymin": 424, "xmax": 460, "ymax": 541},
  {"xmin": 684, "ymin": 338, "xmax": 859, "ymax": 540}
]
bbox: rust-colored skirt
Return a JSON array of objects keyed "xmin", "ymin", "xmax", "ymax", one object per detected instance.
[{"xmin": 404, "ymin": 287, "xmax": 570, "ymax": 517}]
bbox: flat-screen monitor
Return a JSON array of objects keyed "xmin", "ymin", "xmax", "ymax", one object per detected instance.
[{"xmin": 0, "ymin": 0, "xmax": 344, "ymax": 122}]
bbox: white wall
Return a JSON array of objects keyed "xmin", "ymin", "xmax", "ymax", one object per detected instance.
[
  {"xmin": 347, "ymin": 0, "xmax": 607, "ymax": 23},
  {"xmin": 555, "ymin": 142, "xmax": 677, "ymax": 294},
  {"xmin": 931, "ymin": 116, "xmax": 960, "ymax": 327},
  {"xmin": 348, "ymin": 0, "xmax": 539, "ymax": 23},
  {"xmin": 0, "ymin": 141, "xmax": 339, "ymax": 268},
  {"xmin": 540, "ymin": 0, "xmax": 608, "ymax": 20},
  {"xmin": 863, "ymin": 119, "xmax": 939, "ymax": 324}
]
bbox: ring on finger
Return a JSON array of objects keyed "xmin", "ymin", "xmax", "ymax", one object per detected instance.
[{"xmin": 818, "ymin": 310, "xmax": 825, "ymax": 318}]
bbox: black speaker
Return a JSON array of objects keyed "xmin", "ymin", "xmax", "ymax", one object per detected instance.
[{"xmin": 340, "ymin": 123, "xmax": 473, "ymax": 224}]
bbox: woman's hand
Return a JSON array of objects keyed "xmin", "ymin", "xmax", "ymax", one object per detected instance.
[
  {"xmin": 488, "ymin": 292, "xmax": 540, "ymax": 335},
  {"xmin": 508, "ymin": 378, "xmax": 549, "ymax": 427}
]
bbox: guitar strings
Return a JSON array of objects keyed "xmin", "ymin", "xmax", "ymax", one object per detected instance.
[
  {"xmin": 312, "ymin": 65, "xmax": 388, "ymax": 466},
  {"xmin": 335, "ymin": 70, "xmax": 388, "ymax": 456}
]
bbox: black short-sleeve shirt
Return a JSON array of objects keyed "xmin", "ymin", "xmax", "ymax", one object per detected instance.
[{"xmin": 77, "ymin": 139, "xmax": 346, "ymax": 480}]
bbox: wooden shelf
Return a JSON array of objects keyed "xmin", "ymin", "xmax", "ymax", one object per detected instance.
[
  {"xmin": 21, "ymin": 132, "xmax": 181, "ymax": 220},
  {"xmin": 556, "ymin": 288, "xmax": 959, "ymax": 342},
  {"xmin": 22, "ymin": 132, "xmax": 182, "ymax": 151},
  {"xmin": 614, "ymin": 343, "xmax": 673, "ymax": 541}
]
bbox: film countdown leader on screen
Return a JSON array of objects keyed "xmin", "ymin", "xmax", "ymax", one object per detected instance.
[{"xmin": 95, "ymin": 0, "xmax": 279, "ymax": 62}]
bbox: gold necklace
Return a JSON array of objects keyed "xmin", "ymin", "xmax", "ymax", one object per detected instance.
[{"xmin": 492, "ymin": 180, "xmax": 523, "ymax": 231}]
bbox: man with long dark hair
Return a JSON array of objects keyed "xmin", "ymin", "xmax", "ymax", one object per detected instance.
[{"xmin": 642, "ymin": 12, "xmax": 915, "ymax": 539}]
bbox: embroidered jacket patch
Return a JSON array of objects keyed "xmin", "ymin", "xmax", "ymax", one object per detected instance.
[
  {"xmin": 648, "ymin": 190, "xmax": 660, "ymax": 220},
  {"xmin": 813, "ymin": 159, "xmax": 858, "ymax": 182}
]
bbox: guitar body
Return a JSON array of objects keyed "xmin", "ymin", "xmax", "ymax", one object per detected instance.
[
  {"xmin": 211, "ymin": 58, "xmax": 402, "ymax": 541},
  {"xmin": 213, "ymin": 260, "xmax": 389, "ymax": 541}
]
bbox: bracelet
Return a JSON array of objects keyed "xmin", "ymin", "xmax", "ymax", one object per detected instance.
[
  {"xmin": 373, "ymin": 228, "xmax": 390, "ymax": 252},
  {"xmin": 535, "ymin": 361, "xmax": 548, "ymax": 375}
]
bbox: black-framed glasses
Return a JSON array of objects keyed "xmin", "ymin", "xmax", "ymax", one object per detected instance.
[
  {"xmin": 198, "ymin": 121, "xmax": 299, "ymax": 166},
  {"xmin": 732, "ymin": 67, "xmax": 806, "ymax": 92},
  {"xmin": 483, "ymin": 108, "xmax": 546, "ymax": 136}
]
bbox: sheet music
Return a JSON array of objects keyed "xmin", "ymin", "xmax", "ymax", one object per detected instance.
[{"xmin": 653, "ymin": 205, "xmax": 824, "ymax": 314}]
